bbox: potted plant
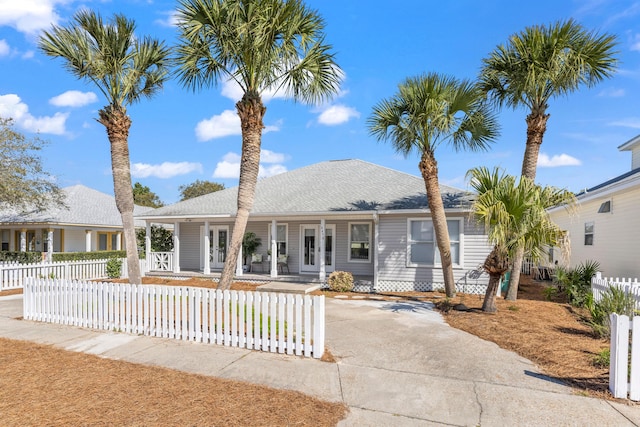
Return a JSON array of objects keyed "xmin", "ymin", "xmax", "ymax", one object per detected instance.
[{"xmin": 242, "ymin": 232, "xmax": 261, "ymax": 270}]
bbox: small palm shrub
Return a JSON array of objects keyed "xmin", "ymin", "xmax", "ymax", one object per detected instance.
[
  {"xmin": 327, "ymin": 271, "xmax": 354, "ymax": 292},
  {"xmin": 106, "ymin": 258, "xmax": 123, "ymax": 279},
  {"xmin": 589, "ymin": 284, "xmax": 637, "ymax": 338},
  {"xmin": 553, "ymin": 260, "xmax": 600, "ymax": 307}
]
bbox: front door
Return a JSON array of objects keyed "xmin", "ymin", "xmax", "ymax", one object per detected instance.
[
  {"xmin": 211, "ymin": 227, "xmax": 228, "ymax": 269},
  {"xmin": 201, "ymin": 226, "xmax": 228, "ymax": 270},
  {"xmin": 300, "ymin": 224, "xmax": 335, "ymax": 274}
]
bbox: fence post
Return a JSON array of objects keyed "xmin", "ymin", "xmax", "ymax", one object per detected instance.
[{"xmin": 610, "ymin": 313, "xmax": 630, "ymax": 399}]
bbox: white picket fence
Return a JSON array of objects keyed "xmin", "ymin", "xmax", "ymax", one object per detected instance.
[
  {"xmin": 0, "ymin": 259, "xmax": 115, "ymax": 290},
  {"xmin": 609, "ymin": 314, "xmax": 640, "ymax": 400},
  {"xmin": 591, "ymin": 273, "xmax": 640, "ymax": 309},
  {"xmin": 23, "ymin": 278, "xmax": 325, "ymax": 359}
]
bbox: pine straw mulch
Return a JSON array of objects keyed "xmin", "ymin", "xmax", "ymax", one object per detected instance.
[{"xmin": 0, "ymin": 278, "xmax": 347, "ymax": 426}]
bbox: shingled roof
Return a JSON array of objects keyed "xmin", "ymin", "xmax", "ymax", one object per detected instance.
[
  {"xmin": 140, "ymin": 159, "xmax": 472, "ymax": 219},
  {"xmin": 0, "ymin": 185, "xmax": 151, "ymax": 227}
]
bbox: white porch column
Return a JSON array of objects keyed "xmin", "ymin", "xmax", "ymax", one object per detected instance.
[
  {"xmin": 46, "ymin": 229, "xmax": 53, "ymax": 262},
  {"xmin": 20, "ymin": 229, "xmax": 27, "ymax": 252},
  {"xmin": 373, "ymin": 213, "xmax": 379, "ymax": 291},
  {"xmin": 173, "ymin": 222, "xmax": 181, "ymax": 273},
  {"xmin": 235, "ymin": 244, "xmax": 244, "ymax": 276},
  {"xmin": 144, "ymin": 222, "xmax": 151, "ymax": 268},
  {"xmin": 270, "ymin": 220, "xmax": 278, "ymax": 277},
  {"xmin": 85, "ymin": 230, "xmax": 91, "ymax": 252},
  {"xmin": 319, "ymin": 219, "xmax": 326, "ymax": 282},
  {"xmin": 203, "ymin": 221, "xmax": 211, "ymax": 275},
  {"xmin": 116, "ymin": 232, "xmax": 122, "ymax": 250}
]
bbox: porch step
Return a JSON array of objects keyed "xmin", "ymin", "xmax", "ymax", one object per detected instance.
[{"xmin": 256, "ymin": 282, "xmax": 322, "ymax": 294}]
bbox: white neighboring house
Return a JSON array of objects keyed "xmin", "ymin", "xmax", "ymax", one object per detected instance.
[
  {"xmin": 549, "ymin": 134, "xmax": 640, "ymax": 277},
  {"xmin": 137, "ymin": 159, "xmax": 493, "ymax": 292},
  {"xmin": 0, "ymin": 185, "xmax": 151, "ymax": 260}
]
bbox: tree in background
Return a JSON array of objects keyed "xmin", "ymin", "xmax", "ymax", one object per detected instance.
[
  {"xmin": 0, "ymin": 118, "xmax": 63, "ymax": 211},
  {"xmin": 368, "ymin": 73, "xmax": 499, "ymax": 298},
  {"xmin": 467, "ymin": 167, "xmax": 575, "ymax": 312},
  {"xmin": 179, "ymin": 180, "xmax": 225, "ymax": 201},
  {"xmin": 175, "ymin": 0, "xmax": 342, "ymax": 290},
  {"xmin": 39, "ymin": 11, "xmax": 171, "ymax": 285},
  {"xmin": 136, "ymin": 225, "xmax": 173, "ymax": 253},
  {"xmin": 133, "ymin": 182, "xmax": 164, "ymax": 208},
  {"xmin": 479, "ymin": 19, "xmax": 618, "ymax": 300}
]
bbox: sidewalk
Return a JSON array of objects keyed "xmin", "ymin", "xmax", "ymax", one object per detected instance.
[{"xmin": 1, "ymin": 294, "xmax": 639, "ymax": 426}]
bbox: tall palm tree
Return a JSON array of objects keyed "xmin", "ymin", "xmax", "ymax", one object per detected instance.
[
  {"xmin": 175, "ymin": 0, "xmax": 342, "ymax": 290},
  {"xmin": 368, "ymin": 73, "xmax": 499, "ymax": 297},
  {"xmin": 467, "ymin": 167, "xmax": 576, "ymax": 312},
  {"xmin": 480, "ymin": 19, "xmax": 617, "ymax": 300},
  {"xmin": 39, "ymin": 11, "xmax": 171, "ymax": 284}
]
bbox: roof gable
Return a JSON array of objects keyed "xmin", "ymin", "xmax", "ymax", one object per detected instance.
[{"xmin": 143, "ymin": 159, "xmax": 471, "ymax": 218}]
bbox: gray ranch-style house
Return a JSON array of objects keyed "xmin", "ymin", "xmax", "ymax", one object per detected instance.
[
  {"xmin": 138, "ymin": 159, "xmax": 492, "ymax": 293},
  {"xmin": 0, "ymin": 185, "xmax": 151, "ymax": 261}
]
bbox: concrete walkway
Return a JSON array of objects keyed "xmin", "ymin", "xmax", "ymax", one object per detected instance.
[{"xmin": 1, "ymin": 294, "xmax": 639, "ymax": 426}]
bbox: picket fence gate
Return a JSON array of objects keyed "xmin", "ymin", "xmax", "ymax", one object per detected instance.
[
  {"xmin": 609, "ymin": 313, "xmax": 640, "ymax": 400},
  {"xmin": 23, "ymin": 278, "xmax": 325, "ymax": 359}
]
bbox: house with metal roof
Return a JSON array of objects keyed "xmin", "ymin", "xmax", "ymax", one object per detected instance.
[
  {"xmin": 138, "ymin": 159, "xmax": 492, "ymax": 292},
  {"xmin": 0, "ymin": 185, "xmax": 150, "ymax": 260},
  {"xmin": 549, "ymin": 134, "xmax": 640, "ymax": 277}
]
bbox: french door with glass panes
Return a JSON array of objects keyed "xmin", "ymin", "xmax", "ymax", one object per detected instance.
[
  {"xmin": 300, "ymin": 224, "xmax": 335, "ymax": 274},
  {"xmin": 201, "ymin": 226, "xmax": 228, "ymax": 270}
]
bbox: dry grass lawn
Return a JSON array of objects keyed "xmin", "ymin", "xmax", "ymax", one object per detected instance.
[{"xmin": 0, "ymin": 273, "xmax": 618, "ymax": 426}]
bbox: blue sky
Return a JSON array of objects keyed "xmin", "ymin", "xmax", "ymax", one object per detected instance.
[{"xmin": 1, "ymin": 0, "xmax": 639, "ymax": 204}]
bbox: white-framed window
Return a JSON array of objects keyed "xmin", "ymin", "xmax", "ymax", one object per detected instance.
[
  {"xmin": 584, "ymin": 222, "xmax": 594, "ymax": 246},
  {"xmin": 407, "ymin": 218, "xmax": 462, "ymax": 267},
  {"xmin": 267, "ymin": 224, "xmax": 288, "ymax": 256},
  {"xmin": 348, "ymin": 222, "xmax": 371, "ymax": 262}
]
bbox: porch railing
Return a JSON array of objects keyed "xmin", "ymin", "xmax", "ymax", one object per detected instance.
[{"xmin": 149, "ymin": 252, "xmax": 173, "ymax": 272}]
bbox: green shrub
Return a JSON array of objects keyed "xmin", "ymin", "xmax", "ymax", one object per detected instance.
[
  {"xmin": 542, "ymin": 286, "xmax": 557, "ymax": 301},
  {"xmin": 589, "ymin": 285, "xmax": 637, "ymax": 338},
  {"xmin": 593, "ymin": 348, "xmax": 610, "ymax": 368},
  {"xmin": 0, "ymin": 251, "xmax": 42, "ymax": 263},
  {"xmin": 327, "ymin": 271, "xmax": 354, "ymax": 292},
  {"xmin": 53, "ymin": 251, "xmax": 127, "ymax": 262},
  {"xmin": 553, "ymin": 260, "xmax": 600, "ymax": 308},
  {"xmin": 106, "ymin": 258, "xmax": 123, "ymax": 279}
]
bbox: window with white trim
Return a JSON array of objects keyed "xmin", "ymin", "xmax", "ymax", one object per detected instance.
[
  {"xmin": 408, "ymin": 218, "xmax": 461, "ymax": 266},
  {"xmin": 584, "ymin": 222, "xmax": 594, "ymax": 246},
  {"xmin": 267, "ymin": 224, "xmax": 288, "ymax": 256},
  {"xmin": 348, "ymin": 222, "xmax": 371, "ymax": 262}
]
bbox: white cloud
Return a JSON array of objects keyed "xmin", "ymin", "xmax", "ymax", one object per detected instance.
[
  {"xmin": 131, "ymin": 161, "xmax": 203, "ymax": 179},
  {"xmin": 0, "ymin": 40, "xmax": 9, "ymax": 56},
  {"xmin": 609, "ymin": 117, "xmax": 640, "ymax": 129},
  {"xmin": 49, "ymin": 90, "xmax": 98, "ymax": 107},
  {"xmin": 221, "ymin": 78, "xmax": 287, "ymax": 103},
  {"xmin": 598, "ymin": 87, "xmax": 625, "ymax": 97},
  {"xmin": 154, "ymin": 10, "xmax": 179, "ymax": 27},
  {"xmin": 0, "ymin": 93, "xmax": 67, "ymax": 134},
  {"xmin": 537, "ymin": 153, "xmax": 581, "ymax": 168},
  {"xmin": 630, "ymin": 33, "xmax": 640, "ymax": 51},
  {"xmin": 213, "ymin": 152, "xmax": 241, "ymax": 178},
  {"xmin": 213, "ymin": 151, "xmax": 288, "ymax": 179},
  {"xmin": 196, "ymin": 109, "xmax": 280, "ymax": 141},
  {"xmin": 21, "ymin": 50, "xmax": 34, "ymax": 59},
  {"xmin": 195, "ymin": 110, "xmax": 240, "ymax": 141},
  {"xmin": 317, "ymin": 104, "xmax": 360, "ymax": 126},
  {"xmin": 0, "ymin": 0, "xmax": 62, "ymax": 35}
]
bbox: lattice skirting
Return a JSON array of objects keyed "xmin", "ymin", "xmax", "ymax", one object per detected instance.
[{"xmin": 376, "ymin": 280, "xmax": 488, "ymax": 295}]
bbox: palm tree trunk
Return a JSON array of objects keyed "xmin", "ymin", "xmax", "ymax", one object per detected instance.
[
  {"xmin": 482, "ymin": 245, "xmax": 509, "ymax": 313},
  {"xmin": 218, "ymin": 93, "xmax": 266, "ymax": 290},
  {"xmin": 418, "ymin": 151, "xmax": 455, "ymax": 297},
  {"xmin": 507, "ymin": 110, "xmax": 550, "ymax": 300},
  {"xmin": 98, "ymin": 105, "xmax": 141, "ymax": 285}
]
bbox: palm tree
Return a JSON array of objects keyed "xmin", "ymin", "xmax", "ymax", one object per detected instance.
[
  {"xmin": 467, "ymin": 167, "xmax": 576, "ymax": 312},
  {"xmin": 480, "ymin": 19, "xmax": 617, "ymax": 300},
  {"xmin": 368, "ymin": 73, "xmax": 499, "ymax": 297},
  {"xmin": 175, "ymin": 0, "xmax": 342, "ymax": 290},
  {"xmin": 39, "ymin": 11, "xmax": 171, "ymax": 284}
]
